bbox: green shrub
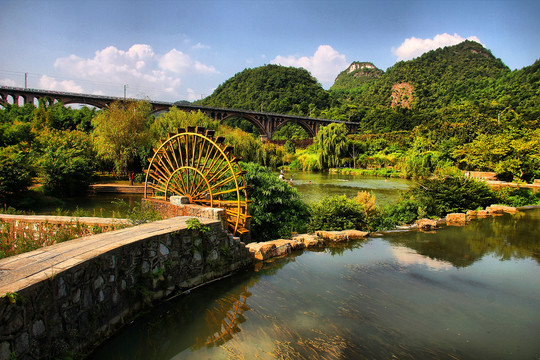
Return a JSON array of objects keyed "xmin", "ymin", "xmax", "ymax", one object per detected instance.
[
  {"xmin": 379, "ymin": 197, "xmax": 425, "ymax": 228},
  {"xmin": 308, "ymin": 195, "xmax": 367, "ymax": 232},
  {"xmin": 0, "ymin": 145, "xmax": 33, "ymax": 201},
  {"xmin": 241, "ymin": 162, "xmax": 309, "ymax": 241},
  {"xmin": 409, "ymin": 176, "xmax": 496, "ymax": 217},
  {"xmin": 35, "ymin": 130, "xmax": 95, "ymax": 197},
  {"xmin": 494, "ymin": 187, "xmax": 540, "ymax": 207}
]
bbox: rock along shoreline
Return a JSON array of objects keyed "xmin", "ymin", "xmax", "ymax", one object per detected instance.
[{"xmin": 245, "ymin": 204, "xmax": 540, "ymax": 263}]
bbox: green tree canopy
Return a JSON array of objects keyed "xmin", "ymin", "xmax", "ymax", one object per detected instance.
[
  {"xmin": 91, "ymin": 100, "xmax": 153, "ymax": 174},
  {"xmin": 35, "ymin": 130, "xmax": 95, "ymax": 197},
  {"xmin": 199, "ymin": 64, "xmax": 332, "ymax": 116},
  {"xmin": 315, "ymin": 123, "xmax": 349, "ymax": 169}
]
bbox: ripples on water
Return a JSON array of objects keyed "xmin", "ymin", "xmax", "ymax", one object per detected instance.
[{"xmin": 89, "ymin": 209, "xmax": 540, "ymax": 360}]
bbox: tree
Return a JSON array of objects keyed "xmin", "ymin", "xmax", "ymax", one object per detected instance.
[
  {"xmin": 35, "ymin": 130, "xmax": 95, "ymax": 197},
  {"xmin": 315, "ymin": 123, "xmax": 349, "ymax": 169},
  {"xmin": 92, "ymin": 100, "xmax": 153, "ymax": 174},
  {"xmin": 149, "ymin": 107, "xmax": 219, "ymax": 143},
  {"xmin": 0, "ymin": 145, "xmax": 33, "ymax": 201}
]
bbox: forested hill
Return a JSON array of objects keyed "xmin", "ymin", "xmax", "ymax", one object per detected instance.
[
  {"xmin": 198, "ymin": 65, "xmax": 332, "ymax": 115},
  {"xmin": 330, "ymin": 62, "xmax": 383, "ymax": 90},
  {"xmin": 196, "ymin": 41, "xmax": 538, "ymax": 133},
  {"xmin": 335, "ymin": 40, "xmax": 510, "ymax": 110}
]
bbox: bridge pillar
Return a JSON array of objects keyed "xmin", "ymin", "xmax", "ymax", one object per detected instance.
[{"xmin": 260, "ymin": 134, "xmax": 268, "ymax": 142}]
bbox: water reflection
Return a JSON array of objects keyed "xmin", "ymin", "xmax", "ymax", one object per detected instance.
[
  {"xmin": 89, "ymin": 209, "xmax": 540, "ymax": 359},
  {"xmin": 385, "ymin": 211, "xmax": 540, "ymax": 267},
  {"xmin": 284, "ymin": 171, "xmax": 411, "ymax": 205}
]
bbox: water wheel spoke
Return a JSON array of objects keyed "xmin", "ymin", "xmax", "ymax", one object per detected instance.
[{"xmin": 145, "ymin": 128, "xmax": 249, "ymax": 236}]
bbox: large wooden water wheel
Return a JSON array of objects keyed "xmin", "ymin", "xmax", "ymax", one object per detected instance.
[{"xmin": 144, "ymin": 126, "xmax": 250, "ymax": 236}]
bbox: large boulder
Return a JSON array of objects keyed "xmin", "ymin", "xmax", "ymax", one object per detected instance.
[
  {"xmin": 245, "ymin": 242, "xmax": 277, "ymax": 261},
  {"xmin": 293, "ymin": 234, "xmax": 324, "ymax": 247},
  {"xmin": 416, "ymin": 218, "xmax": 438, "ymax": 231},
  {"xmin": 245, "ymin": 239, "xmax": 304, "ymax": 261},
  {"xmin": 272, "ymin": 239, "xmax": 305, "ymax": 251},
  {"xmin": 446, "ymin": 213, "xmax": 468, "ymax": 226},
  {"xmin": 486, "ymin": 204, "xmax": 518, "ymax": 215},
  {"xmin": 316, "ymin": 230, "xmax": 369, "ymax": 242}
]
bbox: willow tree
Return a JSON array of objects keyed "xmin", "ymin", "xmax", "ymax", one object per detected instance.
[
  {"xmin": 315, "ymin": 123, "xmax": 349, "ymax": 169},
  {"xmin": 91, "ymin": 100, "xmax": 152, "ymax": 174}
]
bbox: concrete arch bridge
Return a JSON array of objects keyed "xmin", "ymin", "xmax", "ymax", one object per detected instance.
[{"xmin": 0, "ymin": 86, "xmax": 358, "ymax": 139}]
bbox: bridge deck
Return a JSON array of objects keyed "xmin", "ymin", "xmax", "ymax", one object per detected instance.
[{"xmin": 0, "ymin": 216, "xmax": 217, "ymax": 294}]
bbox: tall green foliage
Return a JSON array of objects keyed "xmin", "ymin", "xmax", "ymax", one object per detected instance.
[
  {"xmin": 35, "ymin": 130, "xmax": 95, "ymax": 197},
  {"xmin": 92, "ymin": 100, "xmax": 153, "ymax": 174},
  {"xmin": 0, "ymin": 146, "xmax": 33, "ymax": 200},
  {"xmin": 149, "ymin": 107, "xmax": 219, "ymax": 142},
  {"xmin": 241, "ymin": 162, "xmax": 309, "ymax": 241},
  {"xmin": 315, "ymin": 123, "xmax": 349, "ymax": 169},
  {"xmin": 308, "ymin": 195, "xmax": 367, "ymax": 232}
]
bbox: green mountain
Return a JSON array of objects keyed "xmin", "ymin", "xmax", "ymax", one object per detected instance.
[
  {"xmin": 330, "ymin": 62, "xmax": 384, "ymax": 91},
  {"xmin": 336, "ymin": 41, "xmax": 510, "ymax": 110},
  {"xmin": 197, "ymin": 41, "xmax": 537, "ymax": 134},
  {"xmin": 198, "ymin": 64, "xmax": 332, "ymax": 115}
]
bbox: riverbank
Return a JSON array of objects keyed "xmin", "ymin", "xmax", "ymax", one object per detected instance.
[{"xmin": 245, "ymin": 204, "xmax": 540, "ymax": 263}]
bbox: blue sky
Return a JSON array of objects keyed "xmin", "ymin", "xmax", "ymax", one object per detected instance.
[{"xmin": 1, "ymin": 0, "xmax": 538, "ymax": 102}]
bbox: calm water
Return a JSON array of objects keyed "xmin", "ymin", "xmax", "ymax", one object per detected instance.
[
  {"xmin": 35, "ymin": 173, "xmax": 411, "ymax": 216},
  {"xmin": 89, "ymin": 209, "xmax": 540, "ymax": 360},
  {"xmin": 34, "ymin": 193, "xmax": 142, "ymax": 217},
  {"xmin": 287, "ymin": 171, "xmax": 411, "ymax": 205}
]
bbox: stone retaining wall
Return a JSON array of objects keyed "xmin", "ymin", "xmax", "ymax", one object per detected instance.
[
  {"xmin": 0, "ymin": 216, "xmax": 253, "ymax": 360},
  {"xmin": 0, "ymin": 215, "xmax": 130, "ymax": 241}
]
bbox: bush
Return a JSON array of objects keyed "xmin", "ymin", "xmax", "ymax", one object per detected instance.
[
  {"xmin": 379, "ymin": 197, "xmax": 425, "ymax": 228},
  {"xmin": 409, "ymin": 176, "xmax": 496, "ymax": 217},
  {"xmin": 494, "ymin": 187, "xmax": 540, "ymax": 207},
  {"xmin": 0, "ymin": 146, "xmax": 33, "ymax": 201},
  {"xmin": 36, "ymin": 130, "xmax": 95, "ymax": 197},
  {"xmin": 308, "ymin": 195, "xmax": 367, "ymax": 232},
  {"xmin": 241, "ymin": 162, "xmax": 309, "ymax": 241}
]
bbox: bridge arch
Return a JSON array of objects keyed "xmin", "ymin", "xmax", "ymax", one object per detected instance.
[
  {"xmin": 273, "ymin": 119, "xmax": 316, "ymax": 139},
  {"xmin": 220, "ymin": 113, "xmax": 270, "ymax": 139},
  {"xmin": 62, "ymin": 99, "xmax": 108, "ymax": 109}
]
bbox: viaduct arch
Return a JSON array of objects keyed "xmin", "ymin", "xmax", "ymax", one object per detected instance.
[{"xmin": 0, "ymin": 86, "xmax": 358, "ymax": 139}]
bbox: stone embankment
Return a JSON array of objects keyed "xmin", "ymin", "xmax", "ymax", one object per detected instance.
[
  {"xmin": 414, "ymin": 204, "xmax": 525, "ymax": 231},
  {"xmin": 245, "ymin": 230, "xmax": 369, "ymax": 261}
]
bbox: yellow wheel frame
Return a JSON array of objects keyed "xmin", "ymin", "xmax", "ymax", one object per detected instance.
[{"xmin": 144, "ymin": 126, "xmax": 250, "ymax": 236}]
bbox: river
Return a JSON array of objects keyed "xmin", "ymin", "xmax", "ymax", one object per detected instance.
[
  {"xmin": 88, "ymin": 208, "xmax": 540, "ymax": 359},
  {"xmin": 36, "ymin": 172, "xmax": 411, "ymax": 217}
]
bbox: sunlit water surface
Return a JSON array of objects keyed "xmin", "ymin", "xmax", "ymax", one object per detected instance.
[
  {"xmin": 35, "ymin": 173, "xmax": 411, "ymax": 216},
  {"xmin": 89, "ymin": 209, "xmax": 540, "ymax": 360}
]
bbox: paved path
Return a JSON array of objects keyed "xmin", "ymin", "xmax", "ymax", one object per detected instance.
[
  {"xmin": 89, "ymin": 184, "xmax": 145, "ymax": 193},
  {"xmin": 0, "ymin": 216, "xmax": 215, "ymax": 294}
]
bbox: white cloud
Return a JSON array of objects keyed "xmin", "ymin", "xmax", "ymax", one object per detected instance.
[
  {"xmin": 393, "ymin": 33, "xmax": 483, "ymax": 61},
  {"xmin": 39, "ymin": 75, "xmax": 83, "ymax": 93},
  {"xmin": 0, "ymin": 78, "xmax": 16, "ymax": 87},
  {"xmin": 192, "ymin": 42, "xmax": 210, "ymax": 50},
  {"xmin": 392, "ymin": 246, "xmax": 453, "ymax": 271},
  {"xmin": 53, "ymin": 44, "xmax": 217, "ymax": 101},
  {"xmin": 271, "ymin": 45, "xmax": 348, "ymax": 88}
]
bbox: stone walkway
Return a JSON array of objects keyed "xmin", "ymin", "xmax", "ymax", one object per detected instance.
[{"xmin": 0, "ymin": 216, "xmax": 213, "ymax": 294}]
